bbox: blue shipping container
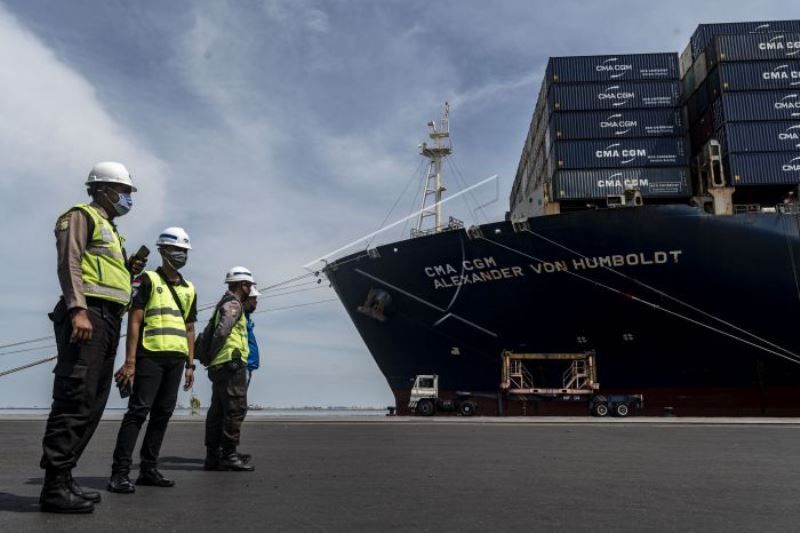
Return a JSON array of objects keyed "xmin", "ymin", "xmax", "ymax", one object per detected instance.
[
  {"xmin": 717, "ymin": 121, "xmax": 800, "ymax": 153},
  {"xmin": 725, "ymin": 152, "xmax": 800, "ymax": 185},
  {"xmin": 553, "ymin": 167, "xmax": 691, "ymax": 199},
  {"xmin": 551, "ymin": 137, "xmax": 689, "ymax": 170},
  {"xmin": 707, "ymin": 33, "xmax": 800, "ymax": 64},
  {"xmin": 707, "ymin": 60, "xmax": 800, "ymax": 93},
  {"xmin": 545, "ymin": 54, "xmax": 678, "ymax": 86},
  {"xmin": 712, "ymin": 91, "xmax": 800, "ymax": 122},
  {"xmin": 690, "ymin": 20, "xmax": 800, "ymax": 59},
  {"xmin": 547, "ymin": 81, "xmax": 681, "ymax": 112},
  {"xmin": 550, "ymin": 109, "xmax": 685, "ymax": 140}
]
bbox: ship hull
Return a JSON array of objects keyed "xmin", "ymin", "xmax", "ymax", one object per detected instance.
[{"xmin": 326, "ymin": 205, "xmax": 800, "ymax": 415}]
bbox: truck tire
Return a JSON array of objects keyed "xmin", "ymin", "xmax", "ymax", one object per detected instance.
[
  {"xmin": 614, "ymin": 403, "xmax": 630, "ymax": 417},
  {"xmin": 593, "ymin": 403, "xmax": 609, "ymax": 417},
  {"xmin": 416, "ymin": 399, "xmax": 435, "ymax": 416},
  {"xmin": 459, "ymin": 401, "xmax": 477, "ymax": 417}
]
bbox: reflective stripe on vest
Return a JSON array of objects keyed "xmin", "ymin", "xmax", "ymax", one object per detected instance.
[
  {"xmin": 70, "ymin": 204, "xmax": 132, "ymax": 306},
  {"xmin": 140, "ymin": 271, "xmax": 195, "ymax": 356},
  {"xmin": 209, "ymin": 305, "xmax": 249, "ymax": 368}
]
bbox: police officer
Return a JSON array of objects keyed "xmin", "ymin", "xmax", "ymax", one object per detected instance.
[
  {"xmin": 203, "ymin": 267, "xmax": 256, "ymax": 472},
  {"xmin": 41, "ymin": 162, "xmax": 143, "ymax": 513},
  {"xmin": 107, "ymin": 227, "xmax": 197, "ymax": 493}
]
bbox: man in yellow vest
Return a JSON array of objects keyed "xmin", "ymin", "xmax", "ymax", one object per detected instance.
[
  {"xmin": 41, "ymin": 162, "xmax": 144, "ymax": 514},
  {"xmin": 107, "ymin": 227, "xmax": 197, "ymax": 493},
  {"xmin": 203, "ymin": 266, "xmax": 257, "ymax": 472}
]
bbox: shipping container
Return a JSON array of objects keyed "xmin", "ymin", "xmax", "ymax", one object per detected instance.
[
  {"xmin": 717, "ymin": 121, "xmax": 800, "ymax": 153},
  {"xmin": 706, "ymin": 60, "xmax": 800, "ymax": 94},
  {"xmin": 544, "ymin": 53, "xmax": 678, "ymax": 87},
  {"xmin": 707, "ymin": 33, "xmax": 800, "ymax": 65},
  {"xmin": 686, "ymin": 81, "xmax": 712, "ymax": 123},
  {"xmin": 552, "ymin": 167, "xmax": 691, "ymax": 199},
  {"xmin": 690, "ymin": 20, "xmax": 800, "ymax": 59},
  {"xmin": 550, "ymin": 108, "xmax": 685, "ymax": 140},
  {"xmin": 725, "ymin": 152, "xmax": 800, "ymax": 185},
  {"xmin": 680, "ymin": 44, "xmax": 693, "ymax": 79},
  {"xmin": 547, "ymin": 81, "xmax": 681, "ymax": 111},
  {"xmin": 712, "ymin": 91, "xmax": 800, "ymax": 122},
  {"xmin": 690, "ymin": 108, "xmax": 715, "ymax": 152},
  {"xmin": 550, "ymin": 137, "xmax": 689, "ymax": 170}
]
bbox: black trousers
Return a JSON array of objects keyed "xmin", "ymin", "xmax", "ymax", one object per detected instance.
[
  {"xmin": 205, "ymin": 361, "xmax": 248, "ymax": 452},
  {"xmin": 41, "ymin": 299, "xmax": 122, "ymax": 471},
  {"xmin": 111, "ymin": 356, "xmax": 184, "ymax": 474}
]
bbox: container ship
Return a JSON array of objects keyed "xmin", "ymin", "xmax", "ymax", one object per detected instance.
[{"xmin": 324, "ymin": 20, "xmax": 800, "ymax": 415}]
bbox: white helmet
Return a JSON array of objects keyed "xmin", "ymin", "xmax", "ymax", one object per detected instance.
[
  {"xmin": 249, "ymin": 285, "xmax": 261, "ymax": 297},
  {"xmin": 225, "ymin": 266, "xmax": 255, "ymax": 284},
  {"xmin": 156, "ymin": 227, "xmax": 192, "ymax": 250},
  {"xmin": 85, "ymin": 161, "xmax": 137, "ymax": 192}
]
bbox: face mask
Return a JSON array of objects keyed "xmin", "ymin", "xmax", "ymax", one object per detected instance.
[
  {"xmin": 164, "ymin": 250, "xmax": 188, "ymax": 270},
  {"xmin": 112, "ymin": 192, "xmax": 133, "ymax": 216}
]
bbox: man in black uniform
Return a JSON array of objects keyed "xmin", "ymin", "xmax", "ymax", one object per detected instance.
[
  {"xmin": 107, "ymin": 227, "xmax": 197, "ymax": 493},
  {"xmin": 40, "ymin": 162, "xmax": 144, "ymax": 514}
]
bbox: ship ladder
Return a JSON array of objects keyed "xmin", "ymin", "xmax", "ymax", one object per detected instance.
[
  {"xmin": 562, "ymin": 360, "xmax": 588, "ymax": 390},
  {"xmin": 509, "ymin": 359, "xmax": 534, "ymax": 389}
]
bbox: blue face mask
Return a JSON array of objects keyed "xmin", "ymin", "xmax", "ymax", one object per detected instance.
[{"xmin": 113, "ymin": 192, "xmax": 133, "ymax": 216}]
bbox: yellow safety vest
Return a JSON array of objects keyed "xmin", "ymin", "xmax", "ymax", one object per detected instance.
[
  {"xmin": 141, "ymin": 271, "xmax": 195, "ymax": 356},
  {"xmin": 209, "ymin": 306, "xmax": 249, "ymax": 368},
  {"xmin": 69, "ymin": 204, "xmax": 131, "ymax": 306}
]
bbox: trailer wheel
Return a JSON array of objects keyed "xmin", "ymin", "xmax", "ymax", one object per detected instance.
[
  {"xmin": 459, "ymin": 401, "xmax": 477, "ymax": 417},
  {"xmin": 614, "ymin": 403, "xmax": 630, "ymax": 417},
  {"xmin": 593, "ymin": 403, "xmax": 609, "ymax": 417},
  {"xmin": 416, "ymin": 399, "xmax": 435, "ymax": 416}
]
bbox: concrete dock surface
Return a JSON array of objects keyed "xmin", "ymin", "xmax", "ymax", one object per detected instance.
[{"xmin": 1, "ymin": 417, "xmax": 799, "ymax": 532}]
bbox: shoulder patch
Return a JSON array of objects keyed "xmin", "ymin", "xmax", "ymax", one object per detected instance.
[{"xmin": 56, "ymin": 215, "xmax": 70, "ymax": 232}]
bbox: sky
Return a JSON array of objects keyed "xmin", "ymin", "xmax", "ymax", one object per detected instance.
[{"xmin": 0, "ymin": 0, "xmax": 797, "ymax": 409}]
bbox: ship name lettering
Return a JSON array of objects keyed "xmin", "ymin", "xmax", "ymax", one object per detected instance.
[
  {"xmin": 530, "ymin": 250, "xmax": 682, "ymax": 274},
  {"xmin": 529, "ymin": 261, "xmax": 568, "ymax": 274},
  {"xmin": 431, "ymin": 266, "xmax": 524, "ymax": 289}
]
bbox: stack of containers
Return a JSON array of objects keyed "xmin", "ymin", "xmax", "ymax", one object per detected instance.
[
  {"xmin": 683, "ymin": 20, "xmax": 800, "ymax": 187},
  {"xmin": 512, "ymin": 53, "xmax": 691, "ymax": 208}
]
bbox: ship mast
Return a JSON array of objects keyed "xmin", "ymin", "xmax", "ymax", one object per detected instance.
[{"xmin": 414, "ymin": 102, "xmax": 452, "ymax": 236}]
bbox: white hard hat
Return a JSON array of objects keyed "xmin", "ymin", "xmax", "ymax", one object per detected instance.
[
  {"xmin": 156, "ymin": 227, "xmax": 192, "ymax": 250},
  {"xmin": 225, "ymin": 266, "xmax": 255, "ymax": 284},
  {"xmin": 249, "ymin": 285, "xmax": 261, "ymax": 297},
  {"xmin": 85, "ymin": 161, "xmax": 137, "ymax": 192}
]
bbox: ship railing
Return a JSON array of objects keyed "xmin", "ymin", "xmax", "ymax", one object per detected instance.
[{"xmin": 410, "ymin": 217, "xmax": 465, "ymax": 238}]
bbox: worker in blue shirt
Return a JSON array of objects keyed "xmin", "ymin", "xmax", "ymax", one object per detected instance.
[{"xmin": 243, "ymin": 285, "xmax": 260, "ymax": 385}]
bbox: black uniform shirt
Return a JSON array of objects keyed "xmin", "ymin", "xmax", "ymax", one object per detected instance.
[{"xmin": 132, "ymin": 267, "xmax": 197, "ymax": 358}]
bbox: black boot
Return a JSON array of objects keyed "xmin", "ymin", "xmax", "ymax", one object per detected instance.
[
  {"xmin": 66, "ymin": 471, "xmax": 101, "ymax": 503},
  {"xmin": 203, "ymin": 447, "xmax": 221, "ymax": 471},
  {"xmin": 107, "ymin": 472, "xmax": 136, "ymax": 494},
  {"xmin": 137, "ymin": 467, "xmax": 175, "ymax": 487},
  {"xmin": 40, "ymin": 470, "xmax": 95, "ymax": 513},
  {"xmin": 218, "ymin": 449, "xmax": 254, "ymax": 471},
  {"xmin": 238, "ymin": 452, "xmax": 252, "ymax": 464}
]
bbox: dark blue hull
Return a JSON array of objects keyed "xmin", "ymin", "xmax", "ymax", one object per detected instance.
[{"xmin": 326, "ymin": 205, "xmax": 800, "ymax": 415}]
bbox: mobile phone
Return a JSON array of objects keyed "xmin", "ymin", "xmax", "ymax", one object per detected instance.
[
  {"xmin": 117, "ymin": 379, "xmax": 132, "ymax": 399},
  {"xmin": 134, "ymin": 245, "xmax": 150, "ymax": 260}
]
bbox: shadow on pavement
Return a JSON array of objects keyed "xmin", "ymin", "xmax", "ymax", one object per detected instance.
[
  {"xmin": 25, "ymin": 476, "xmax": 108, "ymax": 490},
  {"xmin": 158, "ymin": 456, "xmax": 205, "ymax": 471},
  {"xmin": 0, "ymin": 492, "xmax": 40, "ymax": 513}
]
